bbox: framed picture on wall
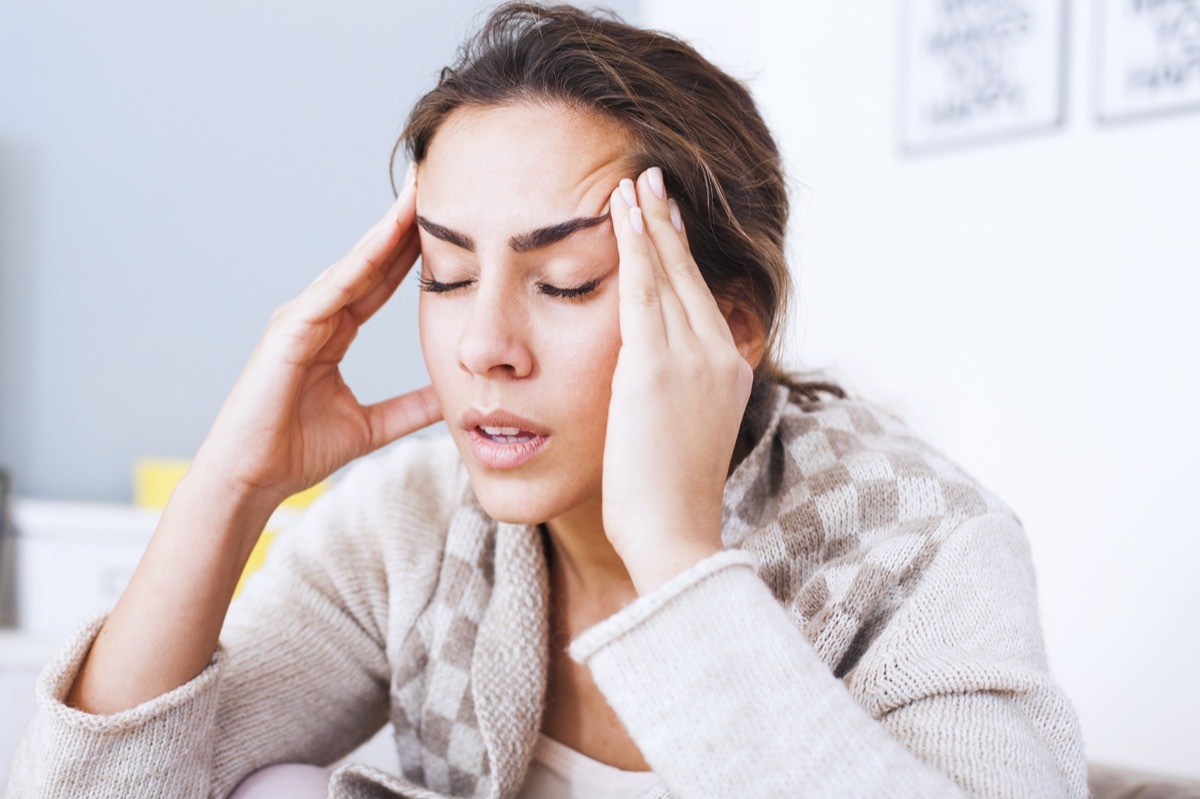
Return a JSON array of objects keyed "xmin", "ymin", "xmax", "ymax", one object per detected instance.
[
  {"xmin": 899, "ymin": 0, "xmax": 1068, "ymax": 153},
  {"xmin": 1095, "ymin": 0, "xmax": 1200, "ymax": 123}
]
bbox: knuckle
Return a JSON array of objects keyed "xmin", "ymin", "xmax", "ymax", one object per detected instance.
[
  {"xmin": 669, "ymin": 259, "xmax": 705, "ymax": 286},
  {"xmin": 645, "ymin": 359, "xmax": 674, "ymax": 389},
  {"xmin": 707, "ymin": 345, "xmax": 746, "ymax": 379},
  {"xmin": 629, "ymin": 284, "xmax": 659, "ymax": 308},
  {"xmin": 361, "ymin": 251, "xmax": 386, "ymax": 277},
  {"xmin": 268, "ymin": 301, "xmax": 293, "ymax": 324},
  {"xmin": 647, "ymin": 203, "xmax": 674, "ymax": 227}
]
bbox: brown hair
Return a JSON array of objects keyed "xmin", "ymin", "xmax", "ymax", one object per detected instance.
[{"xmin": 396, "ymin": 3, "xmax": 844, "ymax": 443}]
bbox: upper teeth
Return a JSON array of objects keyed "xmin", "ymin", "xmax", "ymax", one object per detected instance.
[{"xmin": 481, "ymin": 426, "xmax": 522, "ymax": 436}]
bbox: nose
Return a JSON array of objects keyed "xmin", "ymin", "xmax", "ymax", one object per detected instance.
[{"xmin": 457, "ymin": 281, "xmax": 534, "ymax": 379}]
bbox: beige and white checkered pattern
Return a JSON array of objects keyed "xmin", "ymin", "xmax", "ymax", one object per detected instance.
[
  {"xmin": 726, "ymin": 386, "xmax": 1011, "ymax": 678},
  {"xmin": 390, "ymin": 503, "xmax": 494, "ymax": 797}
]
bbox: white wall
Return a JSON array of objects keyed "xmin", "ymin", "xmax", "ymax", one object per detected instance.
[{"xmin": 643, "ymin": 0, "xmax": 1200, "ymax": 779}]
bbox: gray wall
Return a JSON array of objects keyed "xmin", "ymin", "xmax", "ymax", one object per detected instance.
[{"xmin": 1, "ymin": 1, "xmax": 636, "ymax": 501}]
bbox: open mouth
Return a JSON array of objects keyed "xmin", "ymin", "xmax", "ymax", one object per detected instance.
[
  {"xmin": 460, "ymin": 408, "xmax": 550, "ymax": 470},
  {"xmin": 466, "ymin": 426, "xmax": 549, "ymax": 470},
  {"xmin": 477, "ymin": 425, "xmax": 537, "ymax": 444}
]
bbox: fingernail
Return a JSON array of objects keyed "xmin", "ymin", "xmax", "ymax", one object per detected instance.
[
  {"xmin": 668, "ymin": 198, "xmax": 683, "ymax": 232},
  {"xmin": 403, "ymin": 162, "xmax": 416, "ymax": 191},
  {"xmin": 629, "ymin": 206, "xmax": 645, "ymax": 235},
  {"xmin": 619, "ymin": 178, "xmax": 638, "ymax": 208},
  {"xmin": 647, "ymin": 167, "xmax": 666, "ymax": 200}
]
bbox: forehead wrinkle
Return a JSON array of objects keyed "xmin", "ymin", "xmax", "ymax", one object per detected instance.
[{"xmin": 416, "ymin": 107, "xmax": 634, "ymax": 257}]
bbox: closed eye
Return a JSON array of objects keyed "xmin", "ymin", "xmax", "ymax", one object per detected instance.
[
  {"xmin": 417, "ymin": 275, "xmax": 475, "ymax": 293},
  {"xmin": 538, "ymin": 278, "xmax": 601, "ymax": 300},
  {"xmin": 417, "ymin": 274, "xmax": 602, "ymax": 299}
]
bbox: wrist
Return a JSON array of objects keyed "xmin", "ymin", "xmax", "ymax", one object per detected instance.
[
  {"xmin": 171, "ymin": 462, "xmax": 282, "ymax": 551},
  {"xmin": 188, "ymin": 441, "xmax": 292, "ymax": 507},
  {"xmin": 619, "ymin": 539, "xmax": 723, "ymax": 596}
]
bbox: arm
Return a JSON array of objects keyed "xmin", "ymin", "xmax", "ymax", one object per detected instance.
[
  {"xmin": 7, "ymin": 446, "xmax": 445, "ymax": 798},
  {"xmin": 67, "ymin": 167, "xmax": 435, "ymax": 718},
  {"xmin": 595, "ymin": 171, "xmax": 1085, "ymax": 796},
  {"xmin": 569, "ymin": 512, "xmax": 1087, "ymax": 798},
  {"xmin": 7, "ymin": 167, "xmax": 441, "ymax": 797},
  {"xmin": 61, "ymin": 467, "xmax": 274, "ymax": 716}
]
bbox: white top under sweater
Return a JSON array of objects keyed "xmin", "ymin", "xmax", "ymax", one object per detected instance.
[
  {"xmin": 5, "ymin": 385, "xmax": 1089, "ymax": 798},
  {"xmin": 516, "ymin": 735, "xmax": 659, "ymax": 798}
]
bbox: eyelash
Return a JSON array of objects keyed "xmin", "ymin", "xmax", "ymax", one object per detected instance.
[
  {"xmin": 416, "ymin": 276, "xmax": 473, "ymax": 294},
  {"xmin": 417, "ymin": 276, "xmax": 601, "ymax": 300}
]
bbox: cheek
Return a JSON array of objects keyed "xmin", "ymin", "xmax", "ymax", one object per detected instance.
[
  {"xmin": 417, "ymin": 298, "xmax": 459, "ymax": 387},
  {"xmin": 545, "ymin": 297, "xmax": 622, "ymax": 403}
]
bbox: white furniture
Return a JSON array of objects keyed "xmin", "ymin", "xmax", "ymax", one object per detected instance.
[
  {"xmin": 0, "ymin": 495, "xmax": 398, "ymax": 784},
  {"xmin": 0, "ymin": 628, "xmax": 60, "ymax": 788}
]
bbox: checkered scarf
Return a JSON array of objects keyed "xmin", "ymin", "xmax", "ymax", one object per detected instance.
[{"xmin": 336, "ymin": 385, "xmax": 1006, "ymax": 799}]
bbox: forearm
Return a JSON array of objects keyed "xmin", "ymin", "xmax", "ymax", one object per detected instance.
[
  {"xmin": 64, "ymin": 465, "xmax": 277, "ymax": 715},
  {"xmin": 573, "ymin": 555, "xmax": 962, "ymax": 796},
  {"xmin": 571, "ymin": 549, "xmax": 1085, "ymax": 798}
]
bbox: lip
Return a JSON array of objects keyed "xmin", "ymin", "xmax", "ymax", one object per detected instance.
[{"xmin": 460, "ymin": 408, "xmax": 551, "ymax": 471}]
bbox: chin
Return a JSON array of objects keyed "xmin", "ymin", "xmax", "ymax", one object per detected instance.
[
  {"xmin": 469, "ymin": 478, "xmax": 557, "ymax": 525},
  {"xmin": 464, "ymin": 465, "xmax": 599, "ymax": 528}
]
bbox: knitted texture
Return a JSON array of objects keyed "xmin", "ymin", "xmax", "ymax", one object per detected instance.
[{"xmin": 4, "ymin": 386, "xmax": 1087, "ymax": 799}]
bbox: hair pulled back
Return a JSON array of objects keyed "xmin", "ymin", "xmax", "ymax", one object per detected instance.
[{"xmin": 397, "ymin": 3, "xmax": 843, "ymax": 442}]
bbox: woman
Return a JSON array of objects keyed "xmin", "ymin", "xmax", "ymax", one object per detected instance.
[{"xmin": 7, "ymin": 4, "xmax": 1087, "ymax": 798}]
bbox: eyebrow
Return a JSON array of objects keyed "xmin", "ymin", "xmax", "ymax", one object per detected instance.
[{"xmin": 415, "ymin": 213, "xmax": 610, "ymax": 254}]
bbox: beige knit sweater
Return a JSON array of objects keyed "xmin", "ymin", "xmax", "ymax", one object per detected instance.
[{"xmin": 5, "ymin": 386, "xmax": 1088, "ymax": 798}]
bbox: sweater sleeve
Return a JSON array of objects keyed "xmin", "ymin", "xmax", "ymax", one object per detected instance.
[
  {"xmin": 567, "ymin": 511, "xmax": 1088, "ymax": 799},
  {"xmin": 4, "ymin": 442, "xmax": 454, "ymax": 799}
]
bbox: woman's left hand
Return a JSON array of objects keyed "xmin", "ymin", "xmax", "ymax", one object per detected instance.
[{"xmin": 602, "ymin": 167, "xmax": 754, "ymax": 595}]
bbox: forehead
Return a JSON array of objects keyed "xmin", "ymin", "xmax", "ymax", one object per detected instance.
[{"xmin": 417, "ymin": 103, "xmax": 634, "ymax": 232}]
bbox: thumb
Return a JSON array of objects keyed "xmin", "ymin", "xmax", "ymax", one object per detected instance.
[{"xmin": 365, "ymin": 385, "xmax": 443, "ymax": 452}]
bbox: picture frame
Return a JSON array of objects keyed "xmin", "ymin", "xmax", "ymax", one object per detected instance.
[
  {"xmin": 899, "ymin": 0, "xmax": 1069, "ymax": 153},
  {"xmin": 1095, "ymin": 0, "xmax": 1200, "ymax": 124}
]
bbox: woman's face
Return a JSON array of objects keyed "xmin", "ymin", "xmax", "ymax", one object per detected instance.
[{"xmin": 416, "ymin": 102, "xmax": 633, "ymax": 525}]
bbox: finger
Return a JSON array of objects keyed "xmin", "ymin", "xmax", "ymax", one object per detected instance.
[
  {"xmin": 309, "ymin": 232, "xmax": 420, "ymax": 365},
  {"xmin": 625, "ymin": 178, "xmax": 692, "ymax": 344},
  {"xmin": 637, "ymin": 220, "xmax": 692, "ymax": 347},
  {"xmin": 612, "ymin": 180, "xmax": 667, "ymax": 353},
  {"xmin": 636, "ymin": 168, "xmax": 734, "ymax": 345},
  {"xmin": 289, "ymin": 180, "xmax": 418, "ymax": 325},
  {"xmin": 310, "ymin": 310, "xmax": 360, "ymax": 366},
  {"xmin": 347, "ymin": 232, "xmax": 422, "ymax": 324},
  {"xmin": 668, "ymin": 198, "xmax": 690, "ymax": 250},
  {"xmin": 365, "ymin": 384, "xmax": 443, "ymax": 451}
]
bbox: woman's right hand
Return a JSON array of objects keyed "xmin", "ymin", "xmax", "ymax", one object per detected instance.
[{"xmin": 192, "ymin": 167, "xmax": 441, "ymax": 510}]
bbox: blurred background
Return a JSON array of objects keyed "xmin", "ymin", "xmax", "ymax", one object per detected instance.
[{"xmin": 2, "ymin": 0, "xmax": 1198, "ymax": 784}]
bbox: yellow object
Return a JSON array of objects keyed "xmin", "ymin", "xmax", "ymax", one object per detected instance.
[
  {"xmin": 132, "ymin": 458, "xmax": 191, "ymax": 509},
  {"xmin": 236, "ymin": 529, "xmax": 279, "ymax": 597},
  {"xmin": 133, "ymin": 458, "xmax": 327, "ymax": 596}
]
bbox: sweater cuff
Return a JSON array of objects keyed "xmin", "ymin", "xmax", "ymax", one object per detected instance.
[
  {"xmin": 37, "ymin": 612, "xmax": 226, "ymax": 732},
  {"xmin": 567, "ymin": 548, "xmax": 758, "ymax": 664},
  {"xmin": 7, "ymin": 612, "xmax": 227, "ymax": 797}
]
